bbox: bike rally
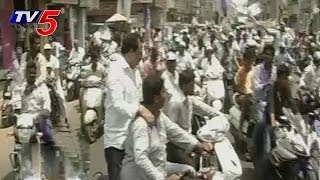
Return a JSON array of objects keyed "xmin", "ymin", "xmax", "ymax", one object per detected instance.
[{"xmin": 2, "ymin": 0, "xmax": 320, "ymax": 179}]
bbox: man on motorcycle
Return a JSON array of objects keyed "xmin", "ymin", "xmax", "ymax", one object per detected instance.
[
  {"xmin": 11, "ymin": 61, "xmax": 53, "ymax": 143},
  {"xmin": 68, "ymin": 40, "xmax": 85, "ymax": 64},
  {"xmin": 120, "ymin": 76, "xmax": 213, "ymax": 180},
  {"xmin": 300, "ymin": 51, "xmax": 320, "ymax": 91},
  {"xmin": 80, "ymin": 50, "xmax": 107, "ymax": 123},
  {"xmin": 164, "ymin": 69, "xmax": 224, "ymax": 165},
  {"xmin": 19, "ymin": 33, "xmax": 47, "ymax": 88},
  {"xmin": 274, "ymin": 42, "xmax": 295, "ymax": 66},
  {"xmin": 176, "ymin": 41, "xmax": 195, "ymax": 72},
  {"xmin": 200, "ymin": 45, "xmax": 225, "ymax": 109},
  {"xmin": 43, "ymin": 43, "xmax": 68, "ymax": 125},
  {"xmin": 161, "ymin": 51, "xmax": 180, "ymax": 99}
]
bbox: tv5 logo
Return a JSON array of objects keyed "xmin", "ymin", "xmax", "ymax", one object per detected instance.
[{"xmin": 10, "ymin": 10, "xmax": 61, "ymax": 36}]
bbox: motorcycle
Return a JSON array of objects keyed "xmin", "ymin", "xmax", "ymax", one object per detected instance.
[
  {"xmin": 195, "ymin": 114, "xmax": 243, "ymax": 180},
  {"xmin": 298, "ymin": 88, "xmax": 320, "ymax": 115},
  {"xmin": 65, "ymin": 60, "xmax": 81, "ymax": 102},
  {"xmin": 80, "ymin": 75, "xmax": 104, "ymax": 143},
  {"xmin": 202, "ymin": 69, "xmax": 225, "ymax": 112},
  {"xmin": 0, "ymin": 71, "xmax": 14, "ymax": 128},
  {"xmin": 9, "ymin": 112, "xmax": 44, "ymax": 180},
  {"xmin": 270, "ymin": 108, "xmax": 320, "ymax": 180}
]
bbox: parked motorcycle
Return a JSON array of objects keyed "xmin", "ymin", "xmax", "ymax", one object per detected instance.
[
  {"xmin": 80, "ymin": 75, "xmax": 104, "ymax": 143},
  {"xmin": 65, "ymin": 60, "xmax": 81, "ymax": 102}
]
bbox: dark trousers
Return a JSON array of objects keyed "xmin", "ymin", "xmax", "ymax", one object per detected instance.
[{"xmin": 104, "ymin": 147, "xmax": 125, "ymax": 180}]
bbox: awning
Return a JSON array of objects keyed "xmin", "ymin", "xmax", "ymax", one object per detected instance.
[{"xmin": 106, "ymin": 13, "xmax": 128, "ymax": 23}]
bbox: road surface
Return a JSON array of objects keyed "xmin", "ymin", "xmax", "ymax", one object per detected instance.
[{"xmin": 0, "ymin": 100, "xmax": 255, "ymax": 179}]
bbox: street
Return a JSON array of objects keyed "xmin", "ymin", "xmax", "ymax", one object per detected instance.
[{"xmin": 0, "ymin": 100, "xmax": 255, "ymax": 179}]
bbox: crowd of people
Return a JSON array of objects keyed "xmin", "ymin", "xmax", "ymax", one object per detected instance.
[{"xmin": 6, "ymin": 18, "xmax": 320, "ymax": 179}]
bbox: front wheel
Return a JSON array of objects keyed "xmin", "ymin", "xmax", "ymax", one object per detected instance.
[{"xmin": 84, "ymin": 121, "xmax": 98, "ymax": 144}]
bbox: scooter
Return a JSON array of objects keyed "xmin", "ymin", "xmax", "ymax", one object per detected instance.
[
  {"xmin": 270, "ymin": 109, "xmax": 320, "ymax": 180},
  {"xmin": 195, "ymin": 115, "xmax": 243, "ymax": 180},
  {"xmin": 202, "ymin": 69, "xmax": 225, "ymax": 112},
  {"xmin": 9, "ymin": 112, "xmax": 44, "ymax": 180},
  {"xmin": 80, "ymin": 75, "xmax": 104, "ymax": 143},
  {"xmin": 65, "ymin": 60, "xmax": 81, "ymax": 102}
]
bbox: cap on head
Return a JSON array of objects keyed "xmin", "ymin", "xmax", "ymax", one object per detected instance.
[{"xmin": 44, "ymin": 43, "xmax": 52, "ymax": 50}]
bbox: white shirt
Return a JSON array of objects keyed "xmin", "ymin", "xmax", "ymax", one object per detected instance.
[
  {"xmin": 11, "ymin": 82, "xmax": 51, "ymax": 114},
  {"xmin": 300, "ymin": 64, "xmax": 320, "ymax": 90},
  {"xmin": 176, "ymin": 51, "xmax": 195, "ymax": 72},
  {"xmin": 121, "ymin": 112, "xmax": 198, "ymax": 180},
  {"xmin": 201, "ymin": 55, "xmax": 225, "ymax": 80},
  {"xmin": 45, "ymin": 55, "xmax": 60, "ymax": 77},
  {"xmin": 161, "ymin": 70, "xmax": 180, "ymax": 99},
  {"xmin": 11, "ymin": 58, "xmax": 24, "ymax": 85},
  {"xmin": 103, "ymin": 41, "xmax": 118, "ymax": 55},
  {"xmin": 20, "ymin": 52, "xmax": 47, "ymax": 86},
  {"xmin": 69, "ymin": 47, "xmax": 85, "ymax": 63},
  {"xmin": 274, "ymin": 52, "xmax": 295, "ymax": 66},
  {"xmin": 104, "ymin": 54, "xmax": 143, "ymax": 149}
]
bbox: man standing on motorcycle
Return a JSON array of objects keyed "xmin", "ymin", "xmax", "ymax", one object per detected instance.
[
  {"xmin": 43, "ymin": 43, "xmax": 68, "ymax": 126},
  {"xmin": 104, "ymin": 33, "xmax": 154, "ymax": 180}
]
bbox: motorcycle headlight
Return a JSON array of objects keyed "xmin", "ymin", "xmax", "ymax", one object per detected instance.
[{"xmin": 17, "ymin": 128, "xmax": 32, "ymax": 143}]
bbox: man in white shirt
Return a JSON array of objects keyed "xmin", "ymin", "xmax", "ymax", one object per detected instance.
[
  {"xmin": 68, "ymin": 40, "xmax": 85, "ymax": 64},
  {"xmin": 164, "ymin": 69, "xmax": 224, "ymax": 165},
  {"xmin": 274, "ymin": 43, "xmax": 295, "ymax": 66},
  {"xmin": 11, "ymin": 61, "xmax": 52, "ymax": 142},
  {"xmin": 104, "ymin": 33, "xmax": 154, "ymax": 180},
  {"xmin": 300, "ymin": 51, "xmax": 320, "ymax": 91},
  {"xmin": 19, "ymin": 33, "xmax": 47, "ymax": 87},
  {"xmin": 176, "ymin": 42, "xmax": 195, "ymax": 72},
  {"xmin": 161, "ymin": 51, "xmax": 180, "ymax": 99},
  {"xmin": 43, "ymin": 43, "xmax": 68, "ymax": 125}
]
